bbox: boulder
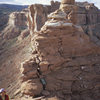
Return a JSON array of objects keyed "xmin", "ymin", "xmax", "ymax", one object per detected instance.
[{"xmin": 21, "ymin": 79, "xmax": 43, "ymax": 96}]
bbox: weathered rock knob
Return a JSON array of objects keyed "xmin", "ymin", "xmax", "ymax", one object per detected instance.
[{"xmin": 61, "ymin": 0, "xmax": 75, "ymax": 4}]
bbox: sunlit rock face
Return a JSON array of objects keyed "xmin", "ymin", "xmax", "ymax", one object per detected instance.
[
  {"xmin": 76, "ymin": 2, "xmax": 100, "ymax": 46},
  {"xmin": 27, "ymin": 2, "xmax": 60, "ymax": 33},
  {"xmin": 20, "ymin": 0, "xmax": 100, "ymax": 99},
  {"xmin": 9, "ymin": 12, "xmax": 27, "ymax": 27},
  {"xmin": 61, "ymin": 0, "xmax": 75, "ymax": 4},
  {"xmin": 27, "ymin": 1, "xmax": 100, "ymax": 44},
  {"xmin": 28, "ymin": 4, "xmax": 48, "ymax": 32},
  {"xmin": 1, "ymin": 10, "xmax": 29, "ymax": 39}
]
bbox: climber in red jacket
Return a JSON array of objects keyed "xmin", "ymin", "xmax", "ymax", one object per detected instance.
[{"xmin": 0, "ymin": 88, "xmax": 9, "ymax": 100}]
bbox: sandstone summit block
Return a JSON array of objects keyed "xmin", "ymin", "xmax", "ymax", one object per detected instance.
[{"xmin": 61, "ymin": 0, "xmax": 75, "ymax": 5}]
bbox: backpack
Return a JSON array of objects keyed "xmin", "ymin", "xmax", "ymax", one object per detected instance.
[
  {"xmin": 0, "ymin": 95, "xmax": 9, "ymax": 100},
  {"xmin": 0, "ymin": 96, "xmax": 2, "ymax": 100}
]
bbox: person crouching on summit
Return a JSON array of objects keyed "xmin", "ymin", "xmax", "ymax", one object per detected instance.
[{"xmin": 0, "ymin": 88, "xmax": 9, "ymax": 100}]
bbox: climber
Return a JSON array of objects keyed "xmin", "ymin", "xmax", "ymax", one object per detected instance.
[
  {"xmin": 0, "ymin": 88, "xmax": 9, "ymax": 100},
  {"xmin": 40, "ymin": 76, "xmax": 47, "ymax": 90},
  {"xmin": 37, "ymin": 68, "xmax": 47, "ymax": 90}
]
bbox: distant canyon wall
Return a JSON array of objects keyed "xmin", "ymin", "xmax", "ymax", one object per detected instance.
[
  {"xmin": 76, "ymin": 2, "xmax": 100, "ymax": 45},
  {"xmin": 1, "ymin": 9, "xmax": 30, "ymax": 39}
]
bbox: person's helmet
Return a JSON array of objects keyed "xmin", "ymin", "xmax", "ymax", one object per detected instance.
[{"xmin": 0, "ymin": 88, "xmax": 5, "ymax": 93}]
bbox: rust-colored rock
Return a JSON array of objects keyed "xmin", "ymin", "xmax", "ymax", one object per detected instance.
[
  {"xmin": 20, "ymin": 0, "xmax": 100, "ymax": 99},
  {"xmin": 21, "ymin": 79, "xmax": 43, "ymax": 96},
  {"xmin": 20, "ymin": 59, "xmax": 38, "ymax": 82},
  {"xmin": 0, "ymin": 0, "xmax": 98, "ymax": 100},
  {"xmin": 2, "ymin": 10, "xmax": 29, "ymax": 39},
  {"xmin": 61, "ymin": 0, "xmax": 75, "ymax": 4},
  {"xmin": 60, "ymin": 0, "xmax": 77, "ymax": 24},
  {"xmin": 28, "ymin": 4, "xmax": 47, "ymax": 32}
]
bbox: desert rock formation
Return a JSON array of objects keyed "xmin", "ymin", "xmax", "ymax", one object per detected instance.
[
  {"xmin": 0, "ymin": 4, "xmax": 27, "ymax": 32},
  {"xmin": 61, "ymin": 0, "xmax": 75, "ymax": 4},
  {"xmin": 27, "ymin": 1, "xmax": 100, "ymax": 46},
  {"xmin": 28, "ymin": 1, "xmax": 60, "ymax": 33},
  {"xmin": 0, "ymin": 8, "xmax": 31, "ymax": 99},
  {"xmin": 76, "ymin": 2, "xmax": 100, "ymax": 46},
  {"xmin": 20, "ymin": 0, "xmax": 100, "ymax": 100},
  {"xmin": 0, "ymin": 1, "xmax": 100, "ymax": 100},
  {"xmin": 28, "ymin": 4, "xmax": 48, "ymax": 32},
  {"xmin": 1, "ymin": 9, "xmax": 29, "ymax": 39}
]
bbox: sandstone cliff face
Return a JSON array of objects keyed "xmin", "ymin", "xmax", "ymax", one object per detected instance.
[
  {"xmin": 28, "ymin": 1, "xmax": 60, "ymax": 33},
  {"xmin": 0, "ymin": 1, "xmax": 100, "ymax": 100},
  {"xmin": 0, "ymin": 8, "xmax": 31, "ymax": 99},
  {"xmin": 28, "ymin": 1, "xmax": 100, "ymax": 46},
  {"xmin": 28, "ymin": 4, "xmax": 48, "ymax": 32},
  {"xmin": 76, "ymin": 2, "xmax": 100, "ymax": 46},
  {"xmin": 1, "ymin": 9, "xmax": 29, "ymax": 39},
  {"xmin": 0, "ymin": 4, "xmax": 27, "ymax": 31},
  {"xmin": 20, "ymin": 0, "xmax": 100, "ymax": 100}
]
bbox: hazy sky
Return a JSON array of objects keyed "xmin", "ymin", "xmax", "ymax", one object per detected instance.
[{"xmin": 0, "ymin": 0, "xmax": 100, "ymax": 8}]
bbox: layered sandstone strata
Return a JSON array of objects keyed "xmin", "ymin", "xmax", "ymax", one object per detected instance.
[
  {"xmin": 61, "ymin": 0, "xmax": 75, "ymax": 4},
  {"xmin": 28, "ymin": 2, "xmax": 60, "ymax": 33},
  {"xmin": 28, "ymin": 4, "xmax": 48, "ymax": 32},
  {"xmin": 20, "ymin": 0, "xmax": 100, "ymax": 99},
  {"xmin": 27, "ymin": 1, "xmax": 100, "ymax": 46},
  {"xmin": 60, "ymin": 0, "xmax": 77, "ymax": 24},
  {"xmin": 2, "ymin": 9, "xmax": 29, "ymax": 39},
  {"xmin": 76, "ymin": 2, "xmax": 100, "ymax": 46}
]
